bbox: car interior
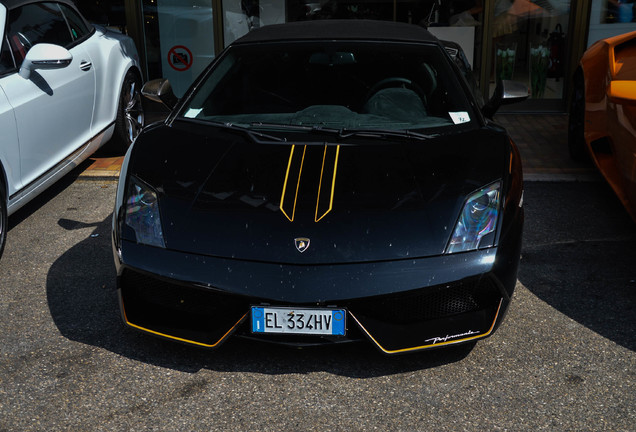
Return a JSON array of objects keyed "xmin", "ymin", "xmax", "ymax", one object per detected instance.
[{"xmin": 183, "ymin": 42, "xmax": 472, "ymax": 130}]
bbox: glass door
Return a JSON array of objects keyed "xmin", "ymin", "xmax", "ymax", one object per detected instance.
[{"xmin": 487, "ymin": 0, "xmax": 572, "ymax": 111}]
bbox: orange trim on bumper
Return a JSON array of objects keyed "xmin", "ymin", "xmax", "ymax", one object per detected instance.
[
  {"xmin": 348, "ymin": 298, "xmax": 503, "ymax": 354},
  {"xmin": 122, "ymin": 303, "xmax": 247, "ymax": 348}
]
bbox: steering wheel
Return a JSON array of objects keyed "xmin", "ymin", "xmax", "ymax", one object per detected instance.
[{"xmin": 364, "ymin": 77, "xmax": 427, "ymax": 105}]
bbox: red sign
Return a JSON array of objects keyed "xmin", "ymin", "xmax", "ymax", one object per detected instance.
[{"xmin": 167, "ymin": 45, "xmax": 193, "ymax": 71}]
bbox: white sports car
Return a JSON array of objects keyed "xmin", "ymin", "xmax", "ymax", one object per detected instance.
[{"xmin": 0, "ymin": 0, "xmax": 144, "ymax": 257}]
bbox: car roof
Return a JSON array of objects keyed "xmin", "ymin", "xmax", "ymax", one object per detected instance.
[
  {"xmin": 232, "ymin": 19, "xmax": 439, "ymax": 45},
  {"xmin": 1, "ymin": 0, "xmax": 78, "ymax": 10}
]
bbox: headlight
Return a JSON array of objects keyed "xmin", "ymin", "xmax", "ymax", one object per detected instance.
[
  {"xmin": 446, "ymin": 181, "xmax": 501, "ymax": 254},
  {"xmin": 124, "ymin": 176, "xmax": 166, "ymax": 248}
]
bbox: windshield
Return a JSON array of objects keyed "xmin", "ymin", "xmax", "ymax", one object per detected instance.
[{"xmin": 179, "ymin": 41, "xmax": 477, "ymax": 134}]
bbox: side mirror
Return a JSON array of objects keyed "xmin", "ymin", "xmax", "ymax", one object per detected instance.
[
  {"xmin": 607, "ymin": 81, "xmax": 636, "ymax": 106},
  {"xmin": 19, "ymin": 43, "xmax": 72, "ymax": 79},
  {"xmin": 482, "ymin": 79, "xmax": 529, "ymax": 119},
  {"xmin": 141, "ymin": 78, "xmax": 178, "ymax": 111}
]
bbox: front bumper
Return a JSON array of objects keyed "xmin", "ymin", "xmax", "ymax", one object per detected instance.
[{"xmin": 114, "ymin": 233, "xmax": 521, "ymax": 353}]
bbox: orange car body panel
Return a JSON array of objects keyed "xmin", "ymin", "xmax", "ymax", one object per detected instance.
[{"xmin": 580, "ymin": 30, "xmax": 636, "ymax": 221}]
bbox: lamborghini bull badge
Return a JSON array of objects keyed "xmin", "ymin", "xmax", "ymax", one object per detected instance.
[{"xmin": 295, "ymin": 238, "xmax": 310, "ymax": 253}]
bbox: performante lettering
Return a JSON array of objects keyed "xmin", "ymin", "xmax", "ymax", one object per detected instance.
[{"xmin": 425, "ymin": 330, "xmax": 480, "ymax": 344}]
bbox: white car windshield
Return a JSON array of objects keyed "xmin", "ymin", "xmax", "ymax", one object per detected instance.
[{"xmin": 179, "ymin": 41, "xmax": 477, "ymax": 134}]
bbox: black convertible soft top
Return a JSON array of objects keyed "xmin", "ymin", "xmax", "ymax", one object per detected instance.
[
  {"xmin": 1, "ymin": 0, "xmax": 78, "ymax": 9},
  {"xmin": 233, "ymin": 19, "xmax": 439, "ymax": 45}
]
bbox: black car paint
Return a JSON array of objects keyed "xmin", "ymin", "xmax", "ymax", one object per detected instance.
[
  {"xmin": 121, "ymin": 120, "xmax": 510, "ymax": 264},
  {"xmin": 113, "ymin": 120, "xmax": 523, "ymax": 352}
]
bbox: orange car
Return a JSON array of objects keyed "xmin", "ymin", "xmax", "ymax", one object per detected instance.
[{"xmin": 569, "ymin": 30, "xmax": 636, "ymax": 221}]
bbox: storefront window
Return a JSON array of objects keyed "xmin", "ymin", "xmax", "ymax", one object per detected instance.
[
  {"xmin": 489, "ymin": 0, "xmax": 570, "ymax": 105},
  {"xmin": 141, "ymin": 0, "xmax": 161, "ymax": 81},
  {"xmin": 588, "ymin": 0, "xmax": 636, "ymax": 47},
  {"xmin": 142, "ymin": 0, "xmax": 215, "ymax": 97},
  {"xmin": 284, "ymin": 0, "xmax": 484, "ymax": 77},
  {"xmin": 223, "ymin": 0, "xmax": 286, "ymax": 46}
]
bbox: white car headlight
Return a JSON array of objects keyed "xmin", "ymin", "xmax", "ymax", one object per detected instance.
[
  {"xmin": 446, "ymin": 181, "xmax": 501, "ymax": 254},
  {"xmin": 125, "ymin": 176, "xmax": 165, "ymax": 248}
]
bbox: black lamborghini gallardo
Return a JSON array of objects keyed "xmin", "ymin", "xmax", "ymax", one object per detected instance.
[{"xmin": 112, "ymin": 20, "xmax": 526, "ymax": 354}]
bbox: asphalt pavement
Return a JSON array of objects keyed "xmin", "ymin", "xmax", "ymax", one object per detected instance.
[{"xmin": 0, "ymin": 169, "xmax": 634, "ymax": 430}]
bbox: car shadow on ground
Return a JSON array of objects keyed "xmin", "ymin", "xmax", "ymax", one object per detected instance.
[
  {"xmin": 518, "ymin": 181, "xmax": 636, "ymax": 352},
  {"xmin": 46, "ymin": 214, "xmax": 475, "ymax": 376}
]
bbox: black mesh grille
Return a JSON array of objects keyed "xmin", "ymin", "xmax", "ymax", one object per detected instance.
[
  {"xmin": 119, "ymin": 269, "xmax": 250, "ymax": 345},
  {"xmin": 345, "ymin": 277, "xmax": 501, "ymax": 325},
  {"xmin": 121, "ymin": 270, "xmax": 247, "ymax": 316},
  {"xmin": 119, "ymin": 269, "xmax": 501, "ymax": 345}
]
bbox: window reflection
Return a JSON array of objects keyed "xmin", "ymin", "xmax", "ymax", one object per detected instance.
[
  {"xmin": 589, "ymin": 0, "xmax": 636, "ymax": 47},
  {"xmin": 490, "ymin": 0, "xmax": 570, "ymax": 102}
]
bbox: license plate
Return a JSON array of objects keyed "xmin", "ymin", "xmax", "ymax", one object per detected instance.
[{"xmin": 251, "ymin": 307, "xmax": 346, "ymax": 336}]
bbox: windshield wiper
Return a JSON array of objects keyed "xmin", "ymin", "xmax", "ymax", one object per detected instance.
[
  {"xmin": 250, "ymin": 123, "xmax": 437, "ymax": 141},
  {"xmin": 337, "ymin": 128, "xmax": 437, "ymax": 141},
  {"xmin": 250, "ymin": 122, "xmax": 329, "ymax": 133},
  {"xmin": 193, "ymin": 120, "xmax": 287, "ymax": 143}
]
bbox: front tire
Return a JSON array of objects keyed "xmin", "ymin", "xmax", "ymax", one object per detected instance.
[
  {"xmin": 568, "ymin": 69, "xmax": 587, "ymax": 161},
  {"xmin": 111, "ymin": 70, "xmax": 144, "ymax": 153}
]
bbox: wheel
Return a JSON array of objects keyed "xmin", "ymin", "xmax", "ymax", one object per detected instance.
[
  {"xmin": 111, "ymin": 70, "xmax": 144, "ymax": 153},
  {"xmin": 0, "ymin": 184, "xmax": 7, "ymax": 259},
  {"xmin": 568, "ymin": 69, "xmax": 587, "ymax": 161}
]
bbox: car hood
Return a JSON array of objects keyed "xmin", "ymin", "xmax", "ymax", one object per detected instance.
[{"xmin": 125, "ymin": 120, "xmax": 510, "ymax": 264}]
